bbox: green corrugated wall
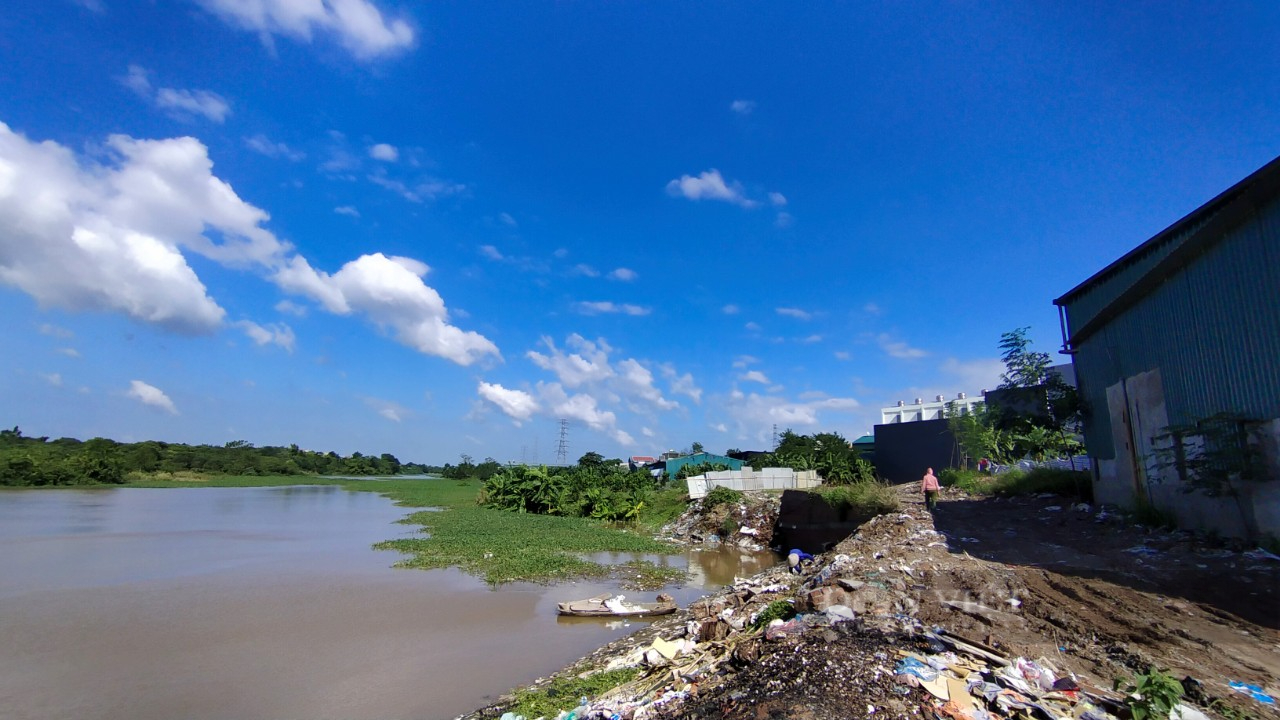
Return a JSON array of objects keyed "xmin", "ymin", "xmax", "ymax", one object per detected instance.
[{"xmin": 1066, "ymin": 195, "xmax": 1280, "ymax": 457}]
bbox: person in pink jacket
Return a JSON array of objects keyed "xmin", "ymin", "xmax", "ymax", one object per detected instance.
[{"xmin": 921, "ymin": 467, "xmax": 940, "ymax": 511}]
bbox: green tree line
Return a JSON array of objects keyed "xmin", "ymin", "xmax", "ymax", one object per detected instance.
[{"xmin": 0, "ymin": 426, "xmax": 431, "ymax": 486}]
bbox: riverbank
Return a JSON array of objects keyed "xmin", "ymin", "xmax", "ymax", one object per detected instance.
[
  {"xmin": 121, "ymin": 474, "xmax": 690, "ymax": 587},
  {"xmin": 459, "ymin": 484, "xmax": 1280, "ymax": 720}
]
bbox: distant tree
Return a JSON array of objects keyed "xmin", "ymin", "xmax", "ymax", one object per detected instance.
[
  {"xmin": 690, "ymin": 441, "xmax": 705, "ymax": 454},
  {"xmin": 578, "ymin": 451, "xmax": 606, "ymax": 468},
  {"xmin": 997, "ymin": 327, "xmax": 1051, "ymax": 390}
]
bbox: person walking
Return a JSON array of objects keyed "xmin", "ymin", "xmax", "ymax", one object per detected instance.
[{"xmin": 921, "ymin": 467, "xmax": 940, "ymax": 511}]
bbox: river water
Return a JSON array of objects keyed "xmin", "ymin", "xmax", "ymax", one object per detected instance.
[{"xmin": 0, "ymin": 485, "xmax": 776, "ymax": 720}]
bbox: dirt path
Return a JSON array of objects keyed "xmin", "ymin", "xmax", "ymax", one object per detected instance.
[{"xmin": 920, "ymin": 485, "xmax": 1280, "ymax": 693}]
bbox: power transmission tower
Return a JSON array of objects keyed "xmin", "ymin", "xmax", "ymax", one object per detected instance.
[
  {"xmin": 555, "ymin": 419, "xmax": 569, "ymax": 465},
  {"xmin": 772, "ymin": 424, "xmax": 779, "ymax": 450}
]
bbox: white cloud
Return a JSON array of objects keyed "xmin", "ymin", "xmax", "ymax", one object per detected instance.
[
  {"xmin": 477, "ymin": 381, "xmax": 540, "ymax": 423},
  {"xmin": 155, "ymin": 87, "xmax": 232, "ymax": 123},
  {"xmin": 275, "ymin": 299, "xmax": 307, "ymax": 317},
  {"xmin": 740, "ymin": 370, "xmax": 770, "ymax": 384},
  {"xmin": 72, "ymin": 0, "xmax": 106, "ymax": 12},
  {"xmin": 776, "ymin": 307, "xmax": 812, "ymax": 321},
  {"xmin": 498, "ymin": 212, "xmax": 517, "ymax": 227},
  {"xmin": 722, "ymin": 304, "xmax": 739, "ymax": 315},
  {"xmin": 665, "ymin": 169, "xmax": 757, "ymax": 208},
  {"xmin": 834, "ymin": 351, "xmax": 851, "ymax": 361},
  {"xmin": 0, "ymin": 123, "xmax": 231, "ymax": 332},
  {"xmin": 236, "ymin": 319, "xmax": 295, "ymax": 352},
  {"xmin": 40, "ymin": 372, "xmax": 63, "ymax": 387},
  {"xmin": 368, "ymin": 169, "xmax": 466, "ymax": 203},
  {"xmin": 479, "ymin": 244, "xmax": 504, "ymax": 261},
  {"xmin": 768, "ymin": 192, "xmax": 787, "ymax": 206},
  {"xmin": 732, "ymin": 355, "xmax": 759, "ymax": 369},
  {"xmin": 722, "ymin": 390, "xmax": 860, "ymax": 439},
  {"xmin": 641, "ymin": 426, "xmax": 655, "ymax": 438},
  {"xmin": 538, "ymin": 382, "xmax": 629, "ymax": 445},
  {"xmin": 128, "ymin": 379, "xmax": 177, "ymax": 414},
  {"xmin": 364, "ymin": 396, "xmax": 409, "ymax": 422},
  {"xmin": 774, "ymin": 211, "xmax": 793, "ymax": 228},
  {"xmin": 800, "ymin": 334, "xmax": 823, "ymax": 344},
  {"xmin": 571, "ymin": 263, "xmax": 600, "ymax": 278},
  {"xmin": 712, "ymin": 422, "xmax": 728, "ymax": 433},
  {"xmin": 334, "ymin": 205, "xmax": 360, "ymax": 217},
  {"xmin": 369, "ymin": 143, "xmax": 399, "ymax": 162},
  {"xmin": 57, "ymin": 347, "xmax": 81, "ymax": 358},
  {"xmin": 39, "ymin": 323, "xmax": 73, "ymax": 338},
  {"xmin": 275, "ymin": 253, "xmax": 499, "ymax": 366},
  {"xmin": 730, "ymin": 99, "xmax": 756, "ymax": 115},
  {"xmin": 553, "ymin": 248, "xmax": 569, "ymax": 259},
  {"xmin": 940, "ymin": 357, "xmax": 1005, "ymax": 393},
  {"xmin": 192, "ymin": 0, "xmax": 415, "ymax": 60},
  {"xmin": 608, "ymin": 267, "xmax": 637, "ymax": 282},
  {"xmin": 0, "ymin": 120, "xmax": 493, "ymax": 367},
  {"xmin": 878, "ymin": 333, "xmax": 927, "ymax": 360},
  {"xmin": 574, "ymin": 301, "xmax": 650, "ymax": 316},
  {"xmin": 863, "ymin": 302, "xmax": 882, "ymax": 316},
  {"xmin": 526, "ymin": 334, "xmax": 614, "ymax": 388},
  {"xmin": 617, "ymin": 359, "xmax": 677, "ymax": 410},
  {"xmin": 745, "ymin": 321, "xmax": 762, "ymax": 332},
  {"xmin": 123, "ymin": 66, "xmax": 230, "ymax": 123},
  {"xmin": 245, "ymin": 134, "xmax": 305, "ymax": 161}
]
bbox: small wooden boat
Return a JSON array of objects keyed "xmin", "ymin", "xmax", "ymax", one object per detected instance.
[{"xmin": 556, "ymin": 593, "xmax": 678, "ymax": 618}]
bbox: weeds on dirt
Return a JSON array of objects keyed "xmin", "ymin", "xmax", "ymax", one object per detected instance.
[
  {"xmin": 813, "ymin": 482, "xmax": 900, "ymax": 517},
  {"xmin": 939, "ymin": 468, "xmax": 1091, "ymax": 501},
  {"xmin": 636, "ymin": 486, "xmax": 691, "ymax": 532},
  {"xmin": 507, "ymin": 667, "xmax": 641, "ymax": 719},
  {"xmin": 1131, "ymin": 497, "xmax": 1178, "ymax": 531},
  {"xmin": 1114, "ymin": 667, "xmax": 1183, "ymax": 720},
  {"xmin": 703, "ymin": 485, "xmax": 745, "ymax": 509}
]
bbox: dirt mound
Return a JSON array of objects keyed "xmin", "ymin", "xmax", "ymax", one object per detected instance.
[{"xmin": 661, "ymin": 492, "xmax": 781, "ymax": 551}]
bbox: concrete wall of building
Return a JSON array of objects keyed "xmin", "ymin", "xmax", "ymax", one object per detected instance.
[{"xmin": 685, "ymin": 467, "xmax": 821, "ymax": 499}]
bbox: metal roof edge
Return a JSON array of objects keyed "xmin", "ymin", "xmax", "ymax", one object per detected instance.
[{"xmin": 1053, "ymin": 154, "xmax": 1280, "ymax": 307}]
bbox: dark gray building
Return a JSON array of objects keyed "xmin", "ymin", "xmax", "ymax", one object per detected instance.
[{"xmin": 1053, "ymin": 156, "xmax": 1280, "ymax": 539}]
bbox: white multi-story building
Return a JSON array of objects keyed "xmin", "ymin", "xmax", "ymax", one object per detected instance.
[{"xmin": 880, "ymin": 392, "xmax": 984, "ymax": 424}]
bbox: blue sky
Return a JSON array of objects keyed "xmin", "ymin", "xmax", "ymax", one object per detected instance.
[{"xmin": 1, "ymin": 2, "xmax": 1277, "ymax": 464}]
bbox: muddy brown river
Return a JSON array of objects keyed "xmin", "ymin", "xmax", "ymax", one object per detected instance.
[{"xmin": 0, "ymin": 485, "xmax": 776, "ymax": 720}]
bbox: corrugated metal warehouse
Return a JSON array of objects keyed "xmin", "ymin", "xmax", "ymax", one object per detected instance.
[{"xmin": 1054, "ymin": 156, "xmax": 1280, "ymax": 540}]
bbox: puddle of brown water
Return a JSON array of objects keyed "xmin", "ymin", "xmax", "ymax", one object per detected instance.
[{"xmin": 0, "ymin": 488, "xmax": 779, "ymax": 720}]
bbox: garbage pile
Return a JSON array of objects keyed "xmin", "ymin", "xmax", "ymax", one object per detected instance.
[
  {"xmin": 468, "ymin": 493, "xmax": 1280, "ymax": 720},
  {"xmin": 658, "ymin": 491, "xmax": 781, "ymax": 551}
]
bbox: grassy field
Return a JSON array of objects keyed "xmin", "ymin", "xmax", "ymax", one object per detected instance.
[{"xmin": 122, "ymin": 474, "xmax": 686, "ymax": 587}]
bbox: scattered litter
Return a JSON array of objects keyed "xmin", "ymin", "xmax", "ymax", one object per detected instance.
[
  {"xmin": 962, "ymin": 537, "xmax": 981, "ymax": 544},
  {"xmin": 739, "ymin": 526, "xmax": 759, "ymax": 536},
  {"xmin": 1243, "ymin": 547, "xmax": 1280, "ymax": 562},
  {"xmin": 1124, "ymin": 546, "xmax": 1160, "ymax": 556},
  {"xmin": 1042, "ymin": 506, "xmax": 1062, "ymax": 512},
  {"xmin": 1007, "ymin": 598, "xmax": 1022, "ymax": 608},
  {"xmin": 1073, "ymin": 503, "xmax": 1092, "ymax": 512},
  {"xmin": 1228, "ymin": 681, "xmax": 1276, "ymax": 705}
]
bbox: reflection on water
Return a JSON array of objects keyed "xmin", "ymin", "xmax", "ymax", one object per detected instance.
[{"xmin": 0, "ymin": 486, "xmax": 780, "ymax": 720}]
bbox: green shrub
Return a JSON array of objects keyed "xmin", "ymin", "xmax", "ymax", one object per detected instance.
[
  {"xmin": 703, "ymin": 485, "xmax": 744, "ymax": 509},
  {"xmin": 750, "ymin": 599, "xmax": 797, "ymax": 629},
  {"xmin": 988, "ymin": 468, "xmax": 1091, "ymax": 500},
  {"xmin": 939, "ymin": 468, "xmax": 988, "ymax": 493},
  {"xmin": 1114, "ymin": 668, "xmax": 1183, "ymax": 720},
  {"xmin": 813, "ymin": 482, "xmax": 900, "ymax": 519}
]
